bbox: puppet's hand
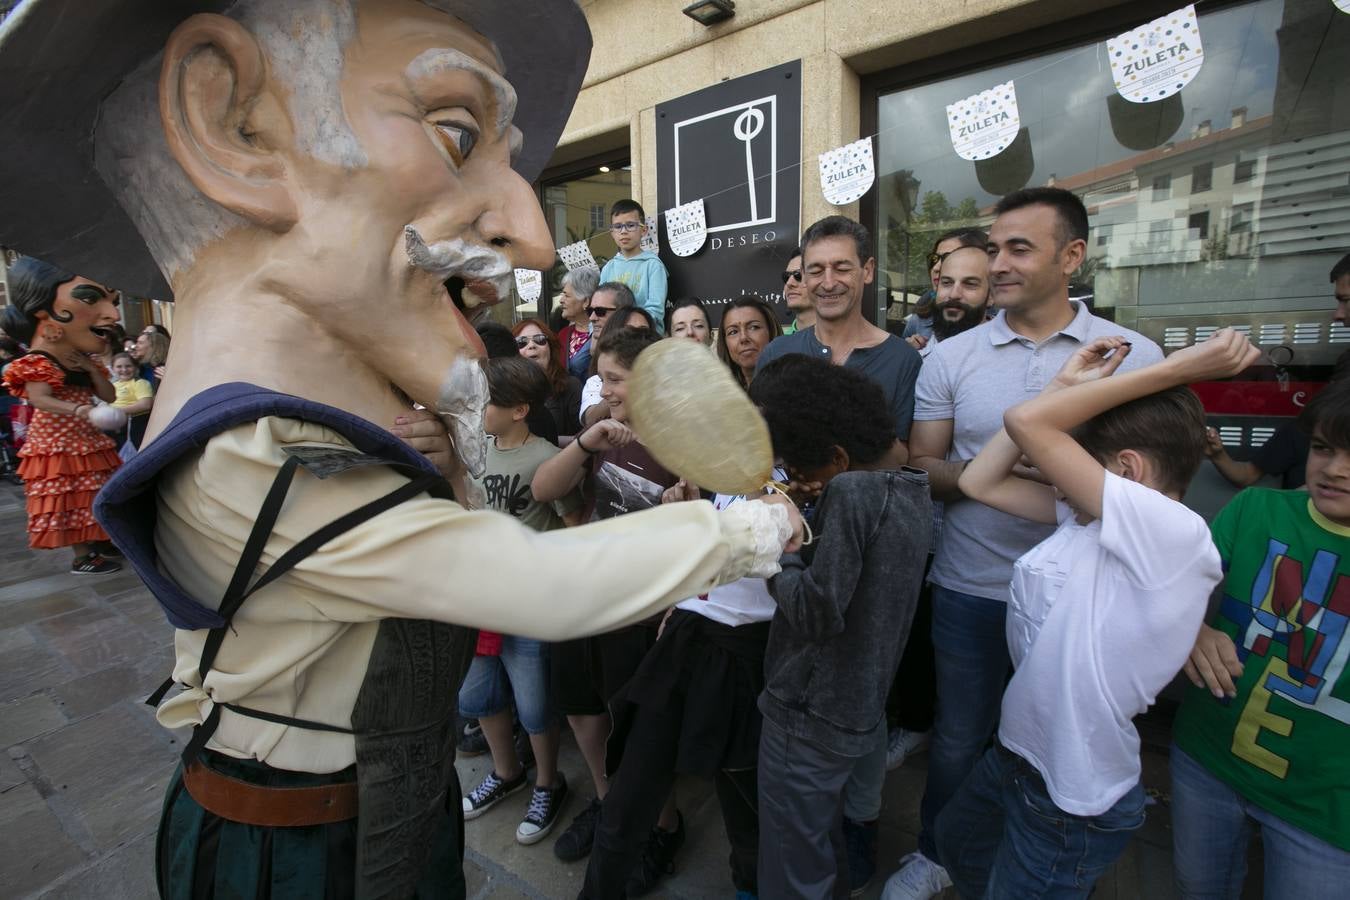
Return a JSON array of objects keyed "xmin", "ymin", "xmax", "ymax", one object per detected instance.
[{"xmin": 758, "ymin": 492, "xmax": 805, "ymax": 553}]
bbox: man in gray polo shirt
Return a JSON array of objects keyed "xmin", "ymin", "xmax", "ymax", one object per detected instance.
[{"xmin": 883, "ymin": 188, "xmax": 1163, "ymax": 899}]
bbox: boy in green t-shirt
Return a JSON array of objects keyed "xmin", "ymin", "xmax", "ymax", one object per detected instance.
[{"xmin": 1172, "ymin": 377, "xmax": 1350, "ymax": 896}]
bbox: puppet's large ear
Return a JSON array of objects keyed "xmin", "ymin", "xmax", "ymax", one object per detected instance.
[{"xmin": 159, "ymin": 14, "xmax": 297, "ymax": 231}]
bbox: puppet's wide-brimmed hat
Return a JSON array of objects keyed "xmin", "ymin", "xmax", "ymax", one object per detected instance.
[{"xmin": 0, "ymin": 0, "xmax": 591, "ymax": 298}]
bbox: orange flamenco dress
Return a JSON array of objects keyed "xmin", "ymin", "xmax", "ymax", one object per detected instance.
[{"xmin": 3, "ymin": 353, "xmax": 121, "ymax": 548}]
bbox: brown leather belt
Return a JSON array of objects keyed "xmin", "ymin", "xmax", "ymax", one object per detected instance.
[{"xmin": 183, "ymin": 761, "xmax": 358, "ymax": 827}]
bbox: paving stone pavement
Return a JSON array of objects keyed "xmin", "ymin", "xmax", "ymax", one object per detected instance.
[{"xmin": 3, "ymin": 479, "xmax": 1244, "ymax": 899}]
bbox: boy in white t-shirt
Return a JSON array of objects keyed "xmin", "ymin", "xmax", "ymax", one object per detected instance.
[{"xmin": 933, "ymin": 329, "xmax": 1260, "ymax": 898}]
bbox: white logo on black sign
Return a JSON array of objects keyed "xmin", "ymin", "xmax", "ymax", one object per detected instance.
[{"xmin": 673, "ymin": 95, "xmax": 778, "ymax": 234}]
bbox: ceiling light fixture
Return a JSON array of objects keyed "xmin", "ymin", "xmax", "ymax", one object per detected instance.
[
  {"xmin": 682, "ymin": 0, "xmax": 735, "ymax": 26},
  {"xmin": 599, "ymin": 165, "xmax": 611, "ymax": 173}
]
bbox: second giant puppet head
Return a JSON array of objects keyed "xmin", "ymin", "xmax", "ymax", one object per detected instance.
[{"xmin": 0, "ymin": 0, "xmax": 589, "ymax": 471}]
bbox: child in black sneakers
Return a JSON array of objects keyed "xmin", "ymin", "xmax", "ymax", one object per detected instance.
[{"xmin": 459, "ymin": 357, "xmax": 584, "ymax": 844}]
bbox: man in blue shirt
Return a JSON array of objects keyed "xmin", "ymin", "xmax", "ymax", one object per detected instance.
[{"xmin": 757, "ymin": 216, "xmax": 921, "ymax": 469}]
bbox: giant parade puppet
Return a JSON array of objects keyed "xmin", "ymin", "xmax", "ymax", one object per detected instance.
[{"xmin": 0, "ymin": 1, "xmax": 802, "ymax": 895}]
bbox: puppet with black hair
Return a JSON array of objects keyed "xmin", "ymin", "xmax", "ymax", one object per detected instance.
[{"xmin": 2, "ymin": 257, "xmax": 124, "ymax": 573}]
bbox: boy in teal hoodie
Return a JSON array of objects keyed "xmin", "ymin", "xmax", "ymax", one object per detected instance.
[{"xmin": 600, "ymin": 199, "xmax": 669, "ymax": 333}]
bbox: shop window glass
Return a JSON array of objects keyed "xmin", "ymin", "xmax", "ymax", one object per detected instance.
[
  {"xmin": 537, "ymin": 161, "xmax": 632, "ymax": 318},
  {"xmin": 875, "ymin": 0, "xmax": 1349, "ymax": 516}
]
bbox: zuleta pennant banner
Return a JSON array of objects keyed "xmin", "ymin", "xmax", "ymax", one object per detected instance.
[
  {"xmin": 664, "ymin": 199, "xmax": 708, "ymax": 258},
  {"xmin": 513, "ymin": 268, "xmax": 542, "ymax": 302},
  {"xmin": 947, "ymin": 81, "xmax": 1020, "ymax": 161},
  {"xmin": 1108, "ymin": 5, "xmax": 1204, "ymax": 103},
  {"xmin": 557, "ymin": 240, "xmax": 598, "ymax": 272},
  {"xmin": 819, "ymin": 138, "xmax": 876, "ymax": 206}
]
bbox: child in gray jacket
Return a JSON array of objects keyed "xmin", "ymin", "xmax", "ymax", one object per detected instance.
[{"xmin": 750, "ymin": 354, "xmax": 932, "ymax": 899}]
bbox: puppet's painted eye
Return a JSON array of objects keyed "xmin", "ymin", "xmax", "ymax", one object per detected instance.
[{"xmin": 432, "ymin": 120, "xmax": 478, "ymax": 166}]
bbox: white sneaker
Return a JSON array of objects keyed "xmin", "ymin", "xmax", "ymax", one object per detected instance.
[
  {"xmin": 881, "ymin": 851, "xmax": 952, "ymax": 900},
  {"xmin": 885, "ymin": 728, "xmax": 931, "ymax": 771}
]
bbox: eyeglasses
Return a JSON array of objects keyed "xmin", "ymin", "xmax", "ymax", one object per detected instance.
[
  {"xmin": 781, "ymin": 269, "xmax": 802, "ymax": 284},
  {"xmin": 586, "ymin": 305, "xmax": 617, "ymax": 318},
  {"xmin": 515, "ymin": 334, "xmax": 548, "ymax": 348},
  {"xmin": 926, "ymin": 252, "xmax": 944, "ymax": 269},
  {"xmin": 610, "ymin": 222, "xmax": 642, "ymax": 233}
]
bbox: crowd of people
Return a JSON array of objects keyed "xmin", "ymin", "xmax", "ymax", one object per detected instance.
[
  {"xmin": 4, "ymin": 188, "xmax": 1348, "ymax": 900},
  {"xmin": 425, "ymin": 193, "xmax": 1350, "ymax": 899}
]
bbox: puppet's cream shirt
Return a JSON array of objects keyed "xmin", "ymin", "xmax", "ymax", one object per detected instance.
[{"xmin": 155, "ymin": 417, "xmax": 782, "ymax": 773}]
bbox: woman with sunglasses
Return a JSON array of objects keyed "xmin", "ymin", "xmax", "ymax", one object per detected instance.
[{"xmin": 513, "ymin": 319, "xmax": 583, "ymax": 438}]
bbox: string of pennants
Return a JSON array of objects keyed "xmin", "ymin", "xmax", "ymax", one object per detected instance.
[{"xmin": 520, "ymin": 2, "xmax": 1250, "ymax": 296}]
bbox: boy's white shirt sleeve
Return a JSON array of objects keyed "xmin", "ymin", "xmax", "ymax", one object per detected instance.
[
  {"xmin": 1097, "ymin": 472, "xmax": 1222, "ymax": 590},
  {"xmin": 579, "ymin": 375, "xmax": 602, "ymax": 423}
]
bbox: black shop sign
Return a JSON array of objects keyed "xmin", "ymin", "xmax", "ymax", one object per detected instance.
[{"xmin": 655, "ymin": 60, "xmax": 801, "ymax": 327}]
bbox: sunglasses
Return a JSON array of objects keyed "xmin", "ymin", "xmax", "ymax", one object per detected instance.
[
  {"xmin": 515, "ymin": 334, "xmax": 548, "ymax": 348},
  {"xmin": 610, "ymin": 222, "xmax": 642, "ymax": 233},
  {"xmin": 586, "ymin": 305, "xmax": 617, "ymax": 318},
  {"xmin": 926, "ymin": 252, "xmax": 945, "ymax": 269},
  {"xmin": 781, "ymin": 269, "xmax": 802, "ymax": 284}
]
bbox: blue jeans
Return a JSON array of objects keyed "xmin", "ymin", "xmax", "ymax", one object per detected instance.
[
  {"xmin": 935, "ymin": 743, "xmax": 1145, "ymax": 898},
  {"xmin": 456, "ymin": 636, "xmax": 553, "ymax": 734},
  {"xmin": 918, "ymin": 585, "xmax": 1011, "ymax": 858},
  {"xmin": 1170, "ymin": 745, "xmax": 1350, "ymax": 899}
]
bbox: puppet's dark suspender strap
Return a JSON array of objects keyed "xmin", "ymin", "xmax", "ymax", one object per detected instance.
[{"xmin": 145, "ymin": 455, "xmax": 444, "ymax": 765}]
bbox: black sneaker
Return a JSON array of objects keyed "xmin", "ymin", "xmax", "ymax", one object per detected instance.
[
  {"xmin": 93, "ymin": 540, "xmax": 123, "ymax": 559},
  {"xmin": 842, "ymin": 817, "xmax": 878, "ymax": 897},
  {"xmin": 625, "ymin": 810, "xmax": 686, "ymax": 897},
  {"xmin": 516, "ymin": 773, "xmax": 568, "ymax": 845},
  {"xmin": 457, "ymin": 719, "xmax": 488, "ymax": 757},
  {"xmin": 461, "ymin": 769, "xmax": 527, "ymax": 820},
  {"xmin": 71, "ymin": 553, "xmax": 121, "ymax": 575},
  {"xmin": 553, "ymin": 795, "xmax": 601, "ymax": 862}
]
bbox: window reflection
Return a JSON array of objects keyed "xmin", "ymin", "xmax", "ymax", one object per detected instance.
[{"xmin": 875, "ymin": 0, "xmax": 1349, "ymax": 514}]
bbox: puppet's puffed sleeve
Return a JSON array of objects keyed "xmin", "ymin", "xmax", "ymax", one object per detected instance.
[
  {"xmin": 158, "ymin": 418, "xmax": 793, "ymax": 640},
  {"xmin": 294, "ymin": 490, "xmax": 790, "ymax": 638}
]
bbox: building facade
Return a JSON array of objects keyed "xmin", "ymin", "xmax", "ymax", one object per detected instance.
[{"xmin": 544, "ymin": 0, "xmax": 1348, "ymax": 511}]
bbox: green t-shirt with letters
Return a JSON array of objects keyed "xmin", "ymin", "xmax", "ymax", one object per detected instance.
[{"xmin": 1173, "ymin": 487, "xmax": 1350, "ymax": 851}]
